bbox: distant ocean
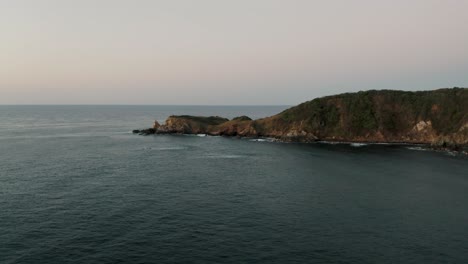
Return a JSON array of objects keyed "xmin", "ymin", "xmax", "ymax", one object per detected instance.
[{"xmin": 1, "ymin": 105, "xmax": 467, "ymax": 264}]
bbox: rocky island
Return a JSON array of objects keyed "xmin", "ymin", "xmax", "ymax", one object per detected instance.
[{"xmin": 134, "ymin": 88, "xmax": 467, "ymax": 151}]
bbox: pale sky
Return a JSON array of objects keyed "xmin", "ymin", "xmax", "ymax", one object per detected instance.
[{"xmin": 1, "ymin": 0, "xmax": 467, "ymax": 105}]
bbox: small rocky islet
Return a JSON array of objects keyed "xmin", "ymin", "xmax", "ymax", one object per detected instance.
[{"xmin": 134, "ymin": 88, "xmax": 468, "ymax": 152}]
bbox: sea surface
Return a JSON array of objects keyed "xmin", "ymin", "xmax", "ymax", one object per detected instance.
[{"xmin": 0, "ymin": 105, "xmax": 467, "ymax": 264}]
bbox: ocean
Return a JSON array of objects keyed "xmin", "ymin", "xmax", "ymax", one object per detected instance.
[{"xmin": 0, "ymin": 105, "xmax": 467, "ymax": 264}]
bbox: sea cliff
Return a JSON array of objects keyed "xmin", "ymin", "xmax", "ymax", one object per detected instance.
[{"xmin": 134, "ymin": 88, "xmax": 468, "ymax": 150}]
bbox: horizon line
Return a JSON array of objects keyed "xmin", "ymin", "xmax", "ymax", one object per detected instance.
[{"xmin": 0, "ymin": 104, "xmax": 293, "ymax": 107}]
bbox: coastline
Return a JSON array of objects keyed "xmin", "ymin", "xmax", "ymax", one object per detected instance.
[
  {"xmin": 132, "ymin": 130, "xmax": 468, "ymax": 156},
  {"xmin": 133, "ymin": 88, "xmax": 467, "ymax": 155}
]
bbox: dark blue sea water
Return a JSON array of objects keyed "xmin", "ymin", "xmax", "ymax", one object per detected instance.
[{"xmin": 1, "ymin": 106, "xmax": 467, "ymax": 264}]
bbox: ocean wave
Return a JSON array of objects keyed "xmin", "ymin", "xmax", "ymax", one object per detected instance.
[
  {"xmin": 319, "ymin": 141, "xmax": 409, "ymax": 147},
  {"xmin": 350, "ymin": 143, "xmax": 368, "ymax": 147},
  {"xmin": 182, "ymin": 134, "xmax": 208, "ymax": 137},
  {"xmin": 444, "ymin": 151, "xmax": 457, "ymax": 157},
  {"xmin": 406, "ymin": 146, "xmax": 428, "ymax": 151},
  {"xmin": 249, "ymin": 138, "xmax": 275, "ymax": 142},
  {"xmin": 205, "ymin": 154, "xmax": 245, "ymax": 159}
]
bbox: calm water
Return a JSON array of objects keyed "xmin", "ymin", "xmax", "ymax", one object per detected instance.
[{"xmin": 0, "ymin": 106, "xmax": 467, "ymax": 264}]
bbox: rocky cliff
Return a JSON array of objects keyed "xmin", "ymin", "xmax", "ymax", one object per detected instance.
[{"xmin": 135, "ymin": 88, "xmax": 468, "ymax": 149}]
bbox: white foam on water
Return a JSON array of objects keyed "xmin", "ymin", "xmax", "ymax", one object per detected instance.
[
  {"xmin": 157, "ymin": 147, "xmax": 187, "ymax": 151},
  {"xmin": 406, "ymin": 146, "xmax": 428, "ymax": 151},
  {"xmin": 444, "ymin": 151, "xmax": 457, "ymax": 156},
  {"xmin": 142, "ymin": 146, "xmax": 187, "ymax": 151},
  {"xmin": 350, "ymin": 143, "xmax": 368, "ymax": 147},
  {"xmin": 183, "ymin": 134, "xmax": 208, "ymax": 137},
  {"xmin": 205, "ymin": 154, "xmax": 245, "ymax": 159},
  {"xmin": 319, "ymin": 141, "xmax": 341, "ymax": 145},
  {"xmin": 249, "ymin": 138, "xmax": 275, "ymax": 142}
]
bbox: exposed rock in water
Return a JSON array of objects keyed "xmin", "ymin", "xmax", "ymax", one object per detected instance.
[
  {"xmin": 135, "ymin": 88, "xmax": 468, "ymax": 150},
  {"xmin": 133, "ymin": 128, "xmax": 155, "ymax": 135}
]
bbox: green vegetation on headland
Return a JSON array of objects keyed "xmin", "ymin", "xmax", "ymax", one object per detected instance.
[{"xmin": 134, "ymin": 88, "xmax": 468, "ymax": 151}]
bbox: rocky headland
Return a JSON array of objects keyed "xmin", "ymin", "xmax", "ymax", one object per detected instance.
[{"xmin": 134, "ymin": 88, "xmax": 468, "ymax": 151}]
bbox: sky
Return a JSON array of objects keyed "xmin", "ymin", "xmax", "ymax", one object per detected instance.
[{"xmin": 1, "ymin": 0, "xmax": 467, "ymax": 105}]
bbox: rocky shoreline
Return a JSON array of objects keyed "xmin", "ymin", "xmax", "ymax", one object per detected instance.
[
  {"xmin": 132, "ymin": 115, "xmax": 467, "ymax": 155},
  {"xmin": 133, "ymin": 88, "xmax": 467, "ymax": 154}
]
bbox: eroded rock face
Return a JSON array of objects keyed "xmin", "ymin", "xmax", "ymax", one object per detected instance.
[
  {"xmin": 153, "ymin": 120, "xmax": 161, "ymax": 130},
  {"xmin": 432, "ymin": 122, "xmax": 468, "ymax": 150},
  {"xmin": 407, "ymin": 120, "xmax": 438, "ymax": 142},
  {"xmin": 414, "ymin": 120, "xmax": 432, "ymax": 132}
]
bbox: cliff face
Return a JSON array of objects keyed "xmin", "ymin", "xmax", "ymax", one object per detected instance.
[
  {"xmin": 138, "ymin": 88, "xmax": 468, "ymax": 147},
  {"xmin": 254, "ymin": 88, "xmax": 468, "ymax": 146}
]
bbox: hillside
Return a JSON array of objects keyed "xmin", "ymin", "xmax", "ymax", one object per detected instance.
[{"xmin": 134, "ymin": 88, "xmax": 468, "ymax": 148}]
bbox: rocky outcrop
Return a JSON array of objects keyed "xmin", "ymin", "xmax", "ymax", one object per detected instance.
[
  {"xmin": 153, "ymin": 120, "xmax": 161, "ymax": 130},
  {"xmin": 133, "ymin": 116, "xmax": 230, "ymax": 135},
  {"xmin": 134, "ymin": 88, "xmax": 468, "ymax": 150}
]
